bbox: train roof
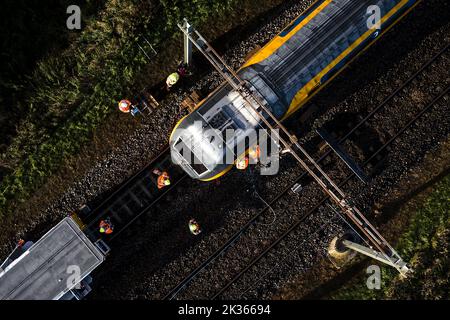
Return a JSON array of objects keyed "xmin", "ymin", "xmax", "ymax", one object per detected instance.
[
  {"xmin": 170, "ymin": 82, "xmax": 263, "ymax": 178},
  {"xmin": 0, "ymin": 217, "xmax": 105, "ymax": 300},
  {"xmin": 171, "ymin": 0, "xmax": 416, "ymax": 180},
  {"xmin": 242, "ymin": 0, "xmax": 403, "ymax": 110}
]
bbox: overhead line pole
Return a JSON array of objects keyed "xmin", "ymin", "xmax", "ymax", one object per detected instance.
[{"xmin": 178, "ymin": 19, "xmax": 410, "ymax": 275}]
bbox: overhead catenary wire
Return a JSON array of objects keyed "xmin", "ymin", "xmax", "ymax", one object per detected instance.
[
  {"xmin": 177, "ymin": 19, "xmax": 407, "ymax": 273},
  {"xmin": 164, "ymin": 39, "xmax": 448, "ymax": 298}
]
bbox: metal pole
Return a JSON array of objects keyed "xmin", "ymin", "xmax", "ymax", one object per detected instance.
[
  {"xmin": 183, "ymin": 18, "xmax": 193, "ymax": 66},
  {"xmin": 342, "ymin": 239, "xmax": 410, "ymax": 276},
  {"xmin": 177, "ymin": 19, "xmax": 411, "ymax": 276}
]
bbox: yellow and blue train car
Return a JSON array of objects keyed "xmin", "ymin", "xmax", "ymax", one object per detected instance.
[{"xmin": 170, "ymin": 0, "xmax": 420, "ymax": 181}]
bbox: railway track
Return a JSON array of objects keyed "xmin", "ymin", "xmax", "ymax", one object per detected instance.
[
  {"xmin": 164, "ymin": 43, "xmax": 450, "ymax": 300},
  {"xmin": 214, "ymin": 84, "xmax": 450, "ymax": 300},
  {"xmin": 77, "ymin": 146, "xmax": 187, "ymax": 243}
]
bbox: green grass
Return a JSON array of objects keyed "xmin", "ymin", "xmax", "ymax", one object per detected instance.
[
  {"xmin": 329, "ymin": 174, "xmax": 450, "ymax": 300},
  {"xmin": 0, "ymin": 0, "xmax": 238, "ymax": 219}
]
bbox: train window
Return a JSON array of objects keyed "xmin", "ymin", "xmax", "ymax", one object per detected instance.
[
  {"xmin": 191, "ymin": 161, "xmax": 208, "ymax": 176},
  {"xmin": 174, "ymin": 138, "xmax": 209, "ymax": 176},
  {"xmin": 174, "ymin": 137, "xmax": 187, "ymax": 153}
]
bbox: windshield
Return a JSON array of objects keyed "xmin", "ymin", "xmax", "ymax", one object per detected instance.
[{"xmin": 174, "ymin": 138, "xmax": 209, "ymax": 176}]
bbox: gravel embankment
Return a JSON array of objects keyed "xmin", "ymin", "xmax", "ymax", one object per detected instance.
[
  {"xmin": 1, "ymin": 0, "xmax": 447, "ymax": 301},
  {"xmin": 89, "ymin": 0, "xmax": 449, "ymax": 300}
]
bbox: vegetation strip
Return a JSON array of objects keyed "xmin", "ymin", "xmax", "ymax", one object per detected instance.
[
  {"xmin": 330, "ymin": 174, "xmax": 450, "ymax": 300},
  {"xmin": 0, "ymin": 0, "xmax": 240, "ymax": 218}
]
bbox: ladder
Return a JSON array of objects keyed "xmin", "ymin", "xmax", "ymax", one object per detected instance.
[
  {"xmin": 178, "ymin": 19, "xmax": 410, "ymax": 276},
  {"xmin": 137, "ymin": 37, "xmax": 157, "ymax": 62}
]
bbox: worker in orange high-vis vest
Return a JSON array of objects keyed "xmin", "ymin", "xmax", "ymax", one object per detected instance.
[
  {"xmin": 236, "ymin": 156, "xmax": 249, "ymax": 170},
  {"xmin": 249, "ymin": 145, "xmax": 261, "ymax": 163},
  {"xmin": 118, "ymin": 99, "xmax": 132, "ymax": 113},
  {"xmin": 153, "ymin": 169, "xmax": 171, "ymax": 189},
  {"xmin": 99, "ymin": 217, "xmax": 114, "ymax": 234}
]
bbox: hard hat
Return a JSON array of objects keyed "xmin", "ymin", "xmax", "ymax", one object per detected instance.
[
  {"xmin": 99, "ymin": 227, "xmax": 105, "ymax": 233},
  {"xmin": 118, "ymin": 99, "xmax": 131, "ymax": 113},
  {"xmin": 189, "ymin": 219, "xmax": 201, "ymax": 235},
  {"xmin": 166, "ymin": 73, "xmax": 180, "ymax": 86},
  {"xmin": 164, "ymin": 179, "xmax": 171, "ymax": 186}
]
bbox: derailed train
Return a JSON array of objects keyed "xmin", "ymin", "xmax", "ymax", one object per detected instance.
[{"xmin": 169, "ymin": 0, "xmax": 420, "ymax": 181}]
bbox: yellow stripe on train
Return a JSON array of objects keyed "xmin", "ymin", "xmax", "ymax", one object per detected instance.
[
  {"xmin": 282, "ymin": 0, "xmax": 412, "ymax": 119},
  {"xmin": 241, "ymin": 0, "xmax": 334, "ymax": 70}
]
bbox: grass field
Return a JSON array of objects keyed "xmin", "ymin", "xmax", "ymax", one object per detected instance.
[{"xmin": 0, "ymin": 0, "xmax": 242, "ymax": 219}]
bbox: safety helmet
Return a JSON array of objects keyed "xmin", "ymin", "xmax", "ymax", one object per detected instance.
[
  {"xmin": 164, "ymin": 179, "xmax": 171, "ymax": 186},
  {"xmin": 166, "ymin": 72, "xmax": 180, "ymax": 86},
  {"xmin": 118, "ymin": 99, "xmax": 131, "ymax": 113},
  {"xmin": 189, "ymin": 219, "xmax": 201, "ymax": 235},
  {"xmin": 99, "ymin": 227, "xmax": 106, "ymax": 233}
]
